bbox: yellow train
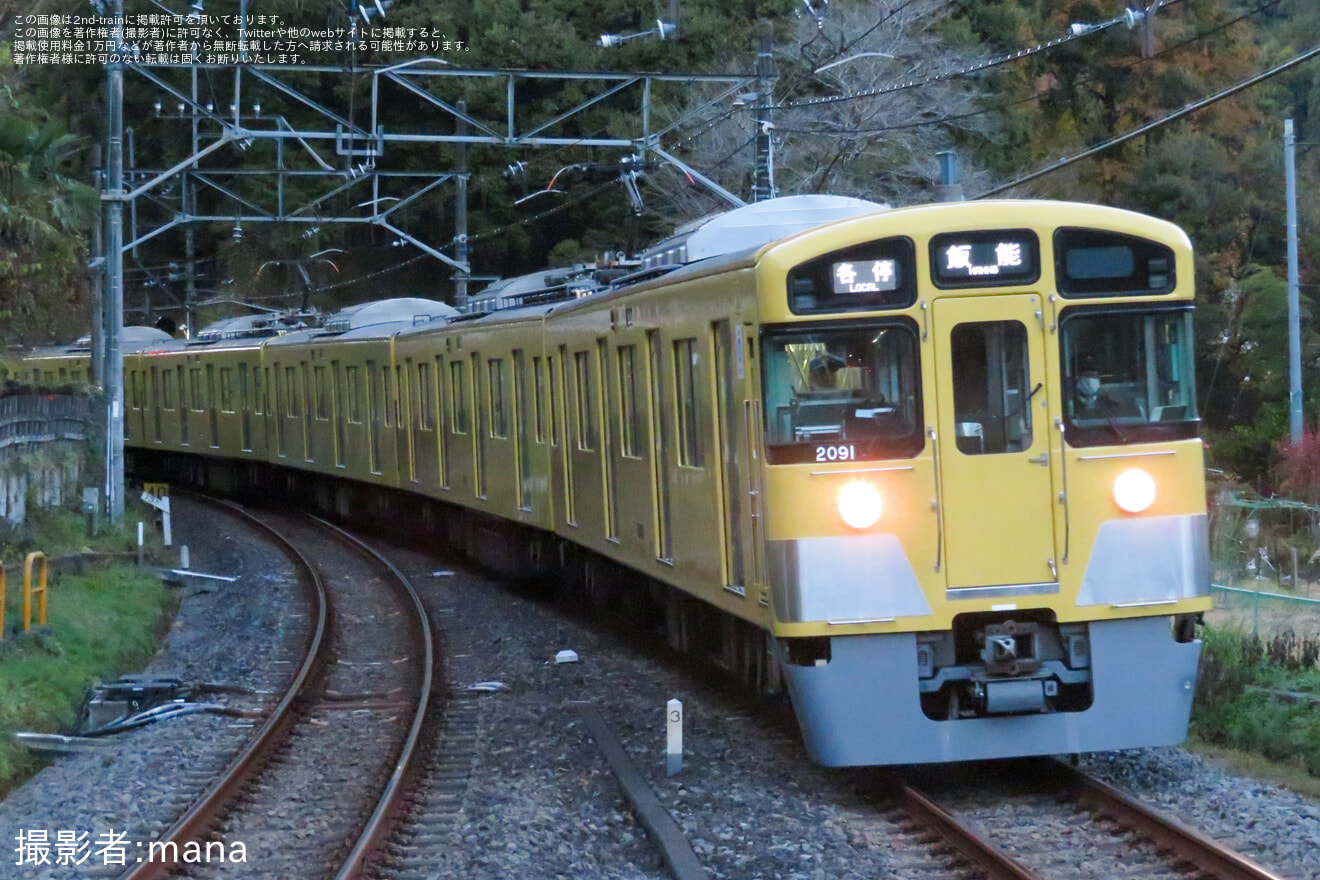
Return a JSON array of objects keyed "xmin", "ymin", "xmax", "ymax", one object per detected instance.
[{"xmin": 110, "ymin": 196, "xmax": 1208, "ymax": 765}]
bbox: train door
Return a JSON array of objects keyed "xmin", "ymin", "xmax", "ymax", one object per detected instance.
[
  {"xmin": 240, "ymin": 363, "xmax": 252, "ymax": 452},
  {"xmin": 366, "ymin": 361, "xmax": 380, "ymax": 474},
  {"xmin": 646, "ymin": 330, "xmax": 672, "ymax": 561},
  {"xmin": 931, "ymin": 294, "xmax": 1056, "ymax": 590},
  {"xmin": 741, "ymin": 324, "xmax": 766, "ymax": 589},
  {"xmin": 207, "ymin": 364, "xmax": 219, "ymax": 448},
  {"xmin": 513, "ymin": 350, "xmax": 531, "ymax": 510},
  {"xmin": 179, "ymin": 365, "xmax": 189, "ymax": 446},
  {"xmin": 712, "ymin": 321, "xmax": 747, "ymax": 593},
  {"xmin": 150, "ymin": 367, "xmax": 162, "ymax": 443},
  {"xmin": 596, "ymin": 339, "xmax": 618, "ymax": 540}
]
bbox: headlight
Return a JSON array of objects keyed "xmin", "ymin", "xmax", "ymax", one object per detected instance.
[
  {"xmin": 1113, "ymin": 468, "xmax": 1156, "ymax": 513},
  {"xmin": 838, "ymin": 482, "xmax": 883, "ymax": 529}
]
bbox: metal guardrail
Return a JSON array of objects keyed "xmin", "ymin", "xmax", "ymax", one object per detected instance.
[
  {"xmin": 23, "ymin": 551, "xmax": 48, "ymax": 631},
  {"xmin": 1212, "ymin": 583, "xmax": 1320, "ymax": 607}
]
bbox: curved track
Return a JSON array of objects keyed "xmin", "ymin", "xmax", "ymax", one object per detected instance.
[{"xmin": 118, "ymin": 505, "xmax": 434, "ymax": 880}]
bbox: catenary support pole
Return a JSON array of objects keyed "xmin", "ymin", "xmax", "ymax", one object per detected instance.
[
  {"xmin": 1285, "ymin": 118, "xmax": 1302, "ymax": 444},
  {"xmin": 105, "ymin": 0, "xmax": 126, "ymax": 522}
]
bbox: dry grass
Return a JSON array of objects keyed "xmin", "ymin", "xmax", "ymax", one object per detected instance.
[{"xmin": 1185, "ymin": 735, "xmax": 1320, "ymax": 801}]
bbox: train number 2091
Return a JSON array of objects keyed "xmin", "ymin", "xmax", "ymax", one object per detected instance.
[{"xmin": 815, "ymin": 444, "xmax": 856, "ymax": 462}]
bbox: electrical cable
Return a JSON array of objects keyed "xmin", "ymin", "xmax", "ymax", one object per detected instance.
[
  {"xmin": 772, "ymin": 0, "xmax": 1288, "ymax": 138},
  {"xmin": 775, "ymin": 0, "xmax": 1188, "ymax": 112},
  {"xmin": 974, "ymin": 42, "xmax": 1320, "ymax": 199}
]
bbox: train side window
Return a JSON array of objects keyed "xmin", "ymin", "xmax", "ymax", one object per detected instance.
[
  {"xmin": 382, "ymin": 366, "xmax": 394, "ymax": 428},
  {"xmin": 617, "ymin": 344, "xmax": 642, "ymax": 458},
  {"xmin": 397, "ymin": 365, "xmax": 410, "ymax": 433},
  {"xmin": 549, "ymin": 354, "xmax": 561, "ymax": 448},
  {"xmin": 489, "ymin": 358, "xmax": 508, "ymax": 438},
  {"xmin": 950, "ymin": 321, "xmax": 1032, "ymax": 455},
  {"xmin": 284, "ymin": 367, "xmax": 298, "ymax": 416},
  {"xmin": 220, "ymin": 367, "xmax": 235, "ymax": 413},
  {"xmin": 314, "ymin": 366, "xmax": 329, "ymax": 420},
  {"xmin": 533, "ymin": 356, "xmax": 547, "ymax": 443},
  {"xmin": 162, "ymin": 369, "xmax": 176, "ymax": 410},
  {"xmin": 573, "ymin": 350, "xmax": 597, "ymax": 451},
  {"xmin": 418, "ymin": 362, "xmax": 434, "ymax": 430},
  {"xmin": 190, "ymin": 368, "xmax": 204, "ymax": 412},
  {"xmin": 673, "ymin": 338, "xmax": 702, "ymax": 467},
  {"xmin": 346, "ymin": 365, "xmax": 362, "ymax": 424},
  {"xmin": 449, "ymin": 360, "xmax": 469, "ymax": 433}
]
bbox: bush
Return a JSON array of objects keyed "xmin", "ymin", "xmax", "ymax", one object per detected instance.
[{"xmin": 1192, "ymin": 625, "xmax": 1320, "ymax": 776}]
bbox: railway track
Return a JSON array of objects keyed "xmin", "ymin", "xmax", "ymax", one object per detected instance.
[
  {"xmin": 845, "ymin": 760, "xmax": 1291, "ymax": 880},
  {"xmin": 118, "ymin": 508, "xmax": 435, "ymax": 880}
]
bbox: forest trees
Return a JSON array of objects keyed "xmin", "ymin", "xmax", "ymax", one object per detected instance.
[
  {"xmin": 0, "ymin": 45, "xmax": 98, "ymax": 345},
  {"xmin": 3, "ymin": 0, "xmax": 1320, "ymax": 489}
]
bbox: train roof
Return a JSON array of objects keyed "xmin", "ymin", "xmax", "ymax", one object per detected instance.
[
  {"xmin": 259, "ymin": 297, "xmax": 459, "ymax": 346},
  {"xmin": 321, "ymin": 297, "xmax": 457, "ymax": 332},
  {"xmin": 638, "ymin": 194, "xmax": 887, "ymax": 272},
  {"xmin": 25, "ymin": 326, "xmax": 173, "ymax": 358}
]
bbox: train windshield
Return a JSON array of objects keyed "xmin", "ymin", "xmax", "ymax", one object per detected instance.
[
  {"xmin": 1061, "ymin": 308, "xmax": 1199, "ymax": 446},
  {"xmin": 761, "ymin": 322, "xmax": 923, "ymax": 464}
]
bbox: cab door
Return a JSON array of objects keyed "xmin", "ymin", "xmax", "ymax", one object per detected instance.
[{"xmin": 932, "ymin": 294, "xmax": 1056, "ymax": 589}]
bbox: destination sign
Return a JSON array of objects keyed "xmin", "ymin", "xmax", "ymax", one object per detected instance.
[
  {"xmin": 831, "ymin": 259, "xmax": 899, "ymax": 295},
  {"xmin": 930, "ymin": 230, "xmax": 1040, "ymax": 287}
]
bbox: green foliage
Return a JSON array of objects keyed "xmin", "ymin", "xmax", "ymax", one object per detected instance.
[
  {"xmin": 0, "ymin": 504, "xmax": 174, "ymax": 792},
  {"xmin": 0, "ymin": 40, "xmax": 99, "ymax": 347},
  {"xmin": 1193, "ymin": 625, "xmax": 1320, "ymax": 777}
]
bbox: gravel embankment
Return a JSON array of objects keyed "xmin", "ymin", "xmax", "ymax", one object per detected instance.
[
  {"xmin": 0, "ymin": 499, "xmax": 305, "ymax": 880},
  {"xmin": 4, "ymin": 499, "xmax": 1319, "ymax": 880}
]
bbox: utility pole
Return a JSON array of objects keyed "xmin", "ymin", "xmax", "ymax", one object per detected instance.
[
  {"xmin": 185, "ymin": 63, "xmax": 199, "ymax": 338},
  {"xmin": 90, "ymin": 145, "xmax": 104, "ymax": 387},
  {"xmin": 454, "ymin": 100, "xmax": 470, "ymax": 310},
  {"xmin": 104, "ymin": 0, "xmax": 126, "ymax": 522},
  {"xmin": 1285, "ymin": 118, "xmax": 1303, "ymax": 444},
  {"xmin": 752, "ymin": 22, "xmax": 776, "ymax": 202}
]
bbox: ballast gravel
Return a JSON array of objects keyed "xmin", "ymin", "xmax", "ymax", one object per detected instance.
[
  {"xmin": 2, "ymin": 501, "xmax": 1318, "ymax": 880},
  {"xmin": 0, "ymin": 499, "xmax": 304, "ymax": 880}
]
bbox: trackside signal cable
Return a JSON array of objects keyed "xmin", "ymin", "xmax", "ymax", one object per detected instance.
[{"xmin": 974, "ymin": 42, "xmax": 1320, "ymax": 199}]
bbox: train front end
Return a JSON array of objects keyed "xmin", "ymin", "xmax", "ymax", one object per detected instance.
[{"xmin": 753, "ymin": 201, "xmax": 1210, "ymax": 765}]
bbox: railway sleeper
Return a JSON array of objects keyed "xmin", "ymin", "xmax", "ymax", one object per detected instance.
[{"xmin": 130, "ymin": 451, "xmax": 785, "ymax": 701}]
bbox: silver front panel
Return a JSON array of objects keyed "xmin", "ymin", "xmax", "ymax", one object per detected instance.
[
  {"xmin": 1077, "ymin": 513, "xmax": 1208, "ymax": 606},
  {"xmin": 768, "ymin": 533, "xmax": 931, "ymax": 623}
]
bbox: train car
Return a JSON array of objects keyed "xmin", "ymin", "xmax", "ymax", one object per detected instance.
[
  {"xmin": 120, "ymin": 196, "xmax": 1209, "ymax": 766},
  {"xmin": 258, "ymin": 298, "xmax": 456, "ymax": 491},
  {"xmin": 16, "ymin": 327, "xmax": 172, "ymax": 389}
]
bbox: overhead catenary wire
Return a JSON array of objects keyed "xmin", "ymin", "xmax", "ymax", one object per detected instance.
[
  {"xmin": 774, "ymin": 0, "xmax": 1289, "ymax": 138},
  {"xmin": 975, "ymin": 42, "xmax": 1320, "ymax": 199},
  {"xmin": 775, "ymin": 0, "xmax": 1189, "ymax": 113}
]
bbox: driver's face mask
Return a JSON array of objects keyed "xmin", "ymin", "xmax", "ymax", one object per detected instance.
[{"xmin": 1078, "ymin": 375, "xmax": 1101, "ymax": 397}]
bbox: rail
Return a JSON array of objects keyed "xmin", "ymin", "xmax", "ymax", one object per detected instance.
[
  {"xmin": 118, "ymin": 500, "xmax": 330, "ymax": 880},
  {"xmin": 1051, "ymin": 761, "xmax": 1288, "ymax": 880},
  {"xmin": 315, "ymin": 515, "xmax": 435, "ymax": 880},
  {"xmin": 887, "ymin": 775, "xmax": 1044, "ymax": 880}
]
